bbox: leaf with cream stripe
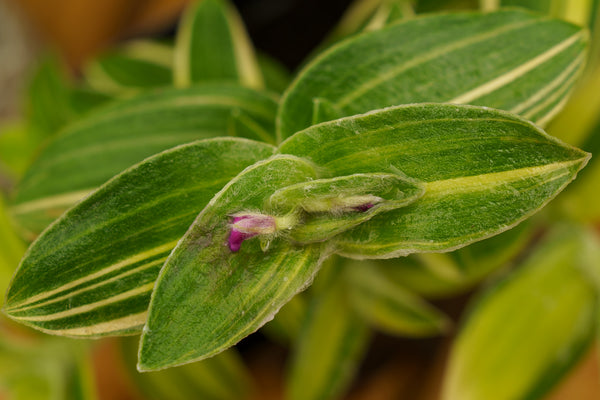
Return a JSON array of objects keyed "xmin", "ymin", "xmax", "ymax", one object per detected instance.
[
  {"xmin": 174, "ymin": 0, "xmax": 263, "ymax": 88},
  {"xmin": 139, "ymin": 155, "xmax": 325, "ymax": 371},
  {"xmin": 277, "ymin": 9, "xmax": 588, "ymax": 140},
  {"xmin": 279, "ymin": 103, "xmax": 590, "ymax": 258},
  {"xmin": 3, "ymin": 138, "xmax": 275, "ymax": 337},
  {"xmin": 11, "ymin": 84, "xmax": 278, "ymax": 238}
]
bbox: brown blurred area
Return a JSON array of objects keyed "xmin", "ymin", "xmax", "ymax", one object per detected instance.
[{"xmin": 5, "ymin": 0, "xmax": 189, "ymax": 70}]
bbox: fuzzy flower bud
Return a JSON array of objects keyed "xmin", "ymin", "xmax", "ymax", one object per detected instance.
[{"xmin": 228, "ymin": 212, "xmax": 296, "ymax": 252}]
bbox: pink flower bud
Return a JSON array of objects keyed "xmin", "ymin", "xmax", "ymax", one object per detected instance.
[{"xmin": 228, "ymin": 213, "xmax": 277, "ymax": 252}]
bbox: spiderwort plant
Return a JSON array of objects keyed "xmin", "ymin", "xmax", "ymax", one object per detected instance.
[{"xmin": 2, "ymin": 0, "xmax": 600, "ymax": 399}]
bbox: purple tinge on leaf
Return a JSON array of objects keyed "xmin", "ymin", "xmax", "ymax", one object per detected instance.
[
  {"xmin": 228, "ymin": 213, "xmax": 277, "ymax": 252},
  {"xmin": 351, "ymin": 203, "xmax": 374, "ymax": 212}
]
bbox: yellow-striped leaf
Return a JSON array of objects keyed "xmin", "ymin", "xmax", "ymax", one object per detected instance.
[
  {"xmin": 279, "ymin": 104, "xmax": 589, "ymax": 258},
  {"xmin": 443, "ymin": 226, "xmax": 599, "ymax": 400},
  {"xmin": 11, "ymin": 84, "xmax": 278, "ymax": 238},
  {"xmin": 3, "ymin": 138, "xmax": 275, "ymax": 337},
  {"xmin": 138, "ymin": 156, "xmax": 325, "ymax": 371},
  {"xmin": 174, "ymin": 0, "xmax": 263, "ymax": 88},
  {"xmin": 277, "ymin": 9, "xmax": 587, "ymax": 140}
]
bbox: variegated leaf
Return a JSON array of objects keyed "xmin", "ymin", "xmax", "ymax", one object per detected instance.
[
  {"xmin": 279, "ymin": 104, "xmax": 589, "ymax": 258},
  {"xmin": 4, "ymin": 138, "xmax": 275, "ymax": 337},
  {"xmin": 138, "ymin": 155, "xmax": 325, "ymax": 371},
  {"xmin": 174, "ymin": 0, "xmax": 263, "ymax": 88},
  {"xmin": 278, "ymin": 9, "xmax": 587, "ymax": 140},
  {"xmin": 11, "ymin": 84, "xmax": 278, "ymax": 238}
]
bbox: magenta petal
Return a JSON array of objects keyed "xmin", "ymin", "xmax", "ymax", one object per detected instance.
[
  {"xmin": 232, "ymin": 215, "xmax": 251, "ymax": 224},
  {"xmin": 228, "ymin": 229, "xmax": 257, "ymax": 252}
]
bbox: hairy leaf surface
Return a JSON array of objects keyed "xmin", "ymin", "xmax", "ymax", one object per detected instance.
[
  {"xmin": 139, "ymin": 156, "xmax": 325, "ymax": 371},
  {"xmin": 11, "ymin": 84, "xmax": 278, "ymax": 237},
  {"xmin": 268, "ymin": 173, "xmax": 424, "ymax": 243},
  {"xmin": 4, "ymin": 138, "xmax": 275, "ymax": 337},
  {"xmin": 278, "ymin": 9, "xmax": 587, "ymax": 139},
  {"xmin": 279, "ymin": 104, "xmax": 589, "ymax": 258}
]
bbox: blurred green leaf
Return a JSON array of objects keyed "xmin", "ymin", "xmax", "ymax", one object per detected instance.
[
  {"xmin": 11, "ymin": 84, "xmax": 278, "ymax": 238},
  {"xmin": 26, "ymin": 55, "xmax": 75, "ymax": 137},
  {"xmin": 498, "ymin": 0, "xmax": 595, "ymax": 26},
  {"xmin": 278, "ymin": 9, "xmax": 587, "ymax": 140},
  {"xmin": 279, "ymin": 104, "xmax": 589, "ymax": 258},
  {"xmin": 0, "ymin": 121, "xmax": 42, "ymax": 180},
  {"xmin": 261, "ymin": 294, "xmax": 307, "ymax": 343},
  {"xmin": 65, "ymin": 347, "xmax": 98, "ymax": 400},
  {"xmin": 174, "ymin": 0, "xmax": 263, "ymax": 88},
  {"xmin": 286, "ymin": 262, "xmax": 370, "ymax": 400},
  {"xmin": 417, "ymin": 0, "xmax": 479, "ymax": 12},
  {"xmin": 0, "ymin": 330, "xmax": 95, "ymax": 400},
  {"xmin": 256, "ymin": 53, "xmax": 292, "ymax": 94},
  {"xmin": 122, "ymin": 337, "xmax": 252, "ymax": 400},
  {"xmin": 139, "ymin": 156, "xmax": 325, "ymax": 371},
  {"xmin": 4, "ymin": 138, "xmax": 275, "ymax": 337},
  {"xmin": 27, "ymin": 56, "xmax": 111, "ymax": 137},
  {"xmin": 0, "ymin": 196, "xmax": 25, "ymax": 301},
  {"xmin": 345, "ymin": 259, "xmax": 450, "ymax": 336},
  {"xmin": 382, "ymin": 222, "xmax": 533, "ymax": 298},
  {"xmin": 85, "ymin": 40, "xmax": 173, "ymax": 93},
  {"xmin": 443, "ymin": 226, "xmax": 599, "ymax": 400},
  {"xmin": 319, "ymin": 0, "xmax": 414, "ymax": 50}
]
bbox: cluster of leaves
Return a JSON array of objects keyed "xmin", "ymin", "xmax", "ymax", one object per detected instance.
[{"xmin": 1, "ymin": 0, "xmax": 600, "ymax": 399}]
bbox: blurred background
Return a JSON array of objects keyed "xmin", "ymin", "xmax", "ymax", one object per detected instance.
[{"xmin": 1, "ymin": 0, "xmax": 599, "ymax": 399}]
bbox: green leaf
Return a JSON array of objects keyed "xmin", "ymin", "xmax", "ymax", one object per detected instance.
[
  {"xmin": 11, "ymin": 84, "xmax": 278, "ymax": 238},
  {"xmin": 84, "ymin": 40, "xmax": 173, "ymax": 93},
  {"xmin": 498, "ymin": 0, "xmax": 596, "ymax": 27},
  {"xmin": 256, "ymin": 53, "xmax": 292, "ymax": 94},
  {"xmin": 26, "ymin": 55, "xmax": 75, "ymax": 136},
  {"xmin": 383, "ymin": 222, "xmax": 533, "ymax": 298},
  {"xmin": 345, "ymin": 260, "xmax": 450, "ymax": 336},
  {"xmin": 138, "ymin": 155, "xmax": 325, "ymax": 371},
  {"xmin": 317, "ymin": 0, "xmax": 414, "ymax": 50},
  {"xmin": 3, "ymin": 138, "xmax": 275, "ymax": 337},
  {"xmin": 121, "ymin": 338, "xmax": 253, "ymax": 400},
  {"xmin": 0, "ymin": 331, "xmax": 93, "ymax": 400},
  {"xmin": 174, "ymin": 0, "xmax": 263, "ymax": 88},
  {"xmin": 279, "ymin": 104, "xmax": 589, "ymax": 258},
  {"xmin": 26, "ymin": 56, "xmax": 111, "ymax": 137},
  {"xmin": 65, "ymin": 348, "xmax": 98, "ymax": 400},
  {"xmin": 0, "ymin": 197, "xmax": 25, "ymax": 301},
  {"xmin": 268, "ymin": 173, "xmax": 424, "ymax": 243},
  {"xmin": 0, "ymin": 121, "xmax": 42, "ymax": 180},
  {"xmin": 261, "ymin": 294, "xmax": 307, "ymax": 343},
  {"xmin": 443, "ymin": 226, "xmax": 598, "ymax": 400},
  {"xmin": 286, "ymin": 261, "xmax": 370, "ymax": 400},
  {"xmin": 277, "ymin": 9, "xmax": 588, "ymax": 140}
]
